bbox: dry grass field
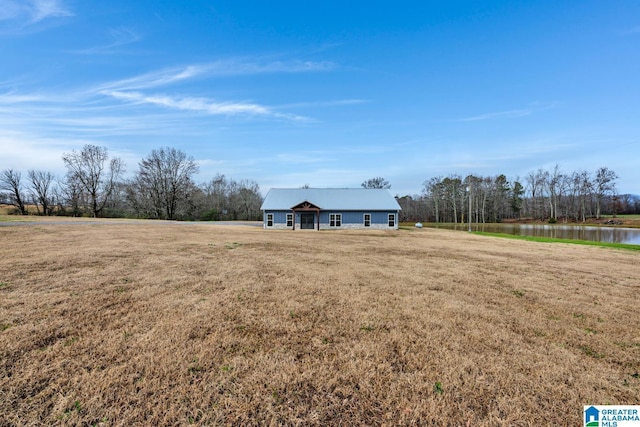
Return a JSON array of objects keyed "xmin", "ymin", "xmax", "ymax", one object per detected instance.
[{"xmin": 1, "ymin": 217, "xmax": 639, "ymax": 426}]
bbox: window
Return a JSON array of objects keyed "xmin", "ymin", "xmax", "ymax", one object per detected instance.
[
  {"xmin": 267, "ymin": 213, "xmax": 273, "ymax": 227},
  {"xmin": 286, "ymin": 213, "xmax": 293, "ymax": 227},
  {"xmin": 329, "ymin": 213, "xmax": 342, "ymax": 227},
  {"xmin": 388, "ymin": 213, "xmax": 395, "ymax": 227},
  {"xmin": 364, "ymin": 214, "xmax": 371, "ymax": 227}
]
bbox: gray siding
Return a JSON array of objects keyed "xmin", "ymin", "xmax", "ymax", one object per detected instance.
[
  {"xmin": 264, "ymin": 210, "xmax": 398, "ymax": 230},
  {"xmin": 263, "ymin": 211, "xmax": 292, "ymax": 229},
  {"xmin": 319, "ymin": 211, "xmax": 391, "ymax": 225}
]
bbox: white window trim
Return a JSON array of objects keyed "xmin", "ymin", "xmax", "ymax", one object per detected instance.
[
  {"xmin": 286, "ymin": 213, "xmax": 293, "ymax": 227},
  {"xmin": 330, "ymin": 213, "xmax": 342, "ymax": 227},
  {"xmin": 266, "ymin": 213, "xmax": 274, "ymax": 227},
  {"xmin": 388, "ymin": 213, "xmax": 395, "ymax": 227},
  {"xmin": 364, "ymin": 213, "xmax": 371, "ymax": 227}
]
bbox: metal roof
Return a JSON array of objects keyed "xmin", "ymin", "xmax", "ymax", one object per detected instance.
[{"xmin": 261, "ymin": 188, "xmax": 401, "ymax": 211}]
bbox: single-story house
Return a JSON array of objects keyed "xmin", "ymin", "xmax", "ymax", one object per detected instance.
[{"xmin": 260, "ymin": 188, "xmax": 402, "ymax": 230}]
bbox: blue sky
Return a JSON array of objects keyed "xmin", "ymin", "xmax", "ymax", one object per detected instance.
[{"xmin": 1, "ymin": 0, "xmax": 639, "ymax": 196}]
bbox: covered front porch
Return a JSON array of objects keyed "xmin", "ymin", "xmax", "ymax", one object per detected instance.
[{"xmin": 291, "ymin": 201, "xmax": 321, "ymax": 230}]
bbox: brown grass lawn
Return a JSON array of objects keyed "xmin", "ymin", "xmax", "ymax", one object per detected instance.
[{"xmin": 1, "ymin": 218, "xmax": 639, "ymax": 426}]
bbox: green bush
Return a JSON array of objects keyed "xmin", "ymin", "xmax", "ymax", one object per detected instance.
[{"xmin": 199, "ymin": 209, "xmax": 219, "ymax": 221}]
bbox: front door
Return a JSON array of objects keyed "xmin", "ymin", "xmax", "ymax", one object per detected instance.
[{"xmin": 300, "ymin": 213, "xmax": 315, "ymax": 229}]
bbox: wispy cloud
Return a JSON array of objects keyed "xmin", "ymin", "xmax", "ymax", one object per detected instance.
[
  {"xmin": 273, "ymin": 152, "xmax": 334, "ymax": 164},
  {"xmin": 69, "ymin": 28, "xmax": 142, "ymax": 55},
  {"xmin": 453, "ymin": 102, "xmax": 556, "ymax": 122},
  {"xmin": 104, "ymin": 90, "xmax": 269, "ymax": 115},
  {"xmin": 0, "ymin": 88, "xmax": 215, "ymax": 138},
  {"xmin": 218, "ymin": 58, "xmax": 336, "ymax": 75},
  {"xmin": 0, "ymin": 0, "xmax": 72, "ymax": 35},
  {"xmin": 0, "ymin": 0, "xmax": 71, "ymax": 24},
  {"xmin": 97, "ymin": 58, "xmax": 336, "ymax": 91},
  {"xmin": 29, "ymin": 0, "xmax": 72, "ymax": 23},
  {"xmin": 619, "ymin": 25, "xmax": 640, "ymax": 35},
  {"xmin": 264, "ymin": 168, "xmax": 366, "ymax": 189},
  {"xmin": 0, "ymin": 2, "xmax": 22, "ymax": 21},
  {"xmin": 101, "ymin": 90, "xmax": 307, "ymax": 120},
  {"xmin": 455, "ymin": 108, "xmax": 533, "ymax": 122},
  {"xmin": 0, "ymin": 91, "xmax": 45, "ymax": 103},
  {"xmin": 276, "ymin": 99, "xmax": 368, "ymax": 109},
  {"xmin": 0, "ymin": 53, "xmax": 338, "ymax": 159},
  {"xmin": 89, "ymin": 57, "xmax": 336, "ymax": 120},
  {"xmin": 0, "ymin": 129, "xmax": 79, "ymax": 175},
  {"xmin": 96, "ymin": 66, "xmax": 208, "ymax": 91}
]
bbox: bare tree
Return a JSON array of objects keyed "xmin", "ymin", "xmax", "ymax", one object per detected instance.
[
  {"xmin": 63, "ymin": 145, "xmax": 125, "ymax": 217},
  {"xmin": 545, "ymin": 165, "xmax": 563, "ymax": 221},
  {"xmin": 28, "ymin": 170, "xmax": 55, "ymax": 215},
  {"xmin": 576, "ymin": 170, "xmax": 593, "ymax": 221},
  {"xmin": 60, "ymin": 173, "xmax": 87, "ymax": 217},
  {"xmin": 479, "ymin": 176, "xmax": 493, "ymax": 223},
  {"xmin": 525, "ymin": 169, "xmax": 547, "ymax": 220},
  {"xmin": 200, "ymin": 174, "xmax": 229, "ymax": 220},
  {"xmin": 421, "ymin": 165, "xmax": 619, "ymax": 224},
  {"xmin": 423, "ymin": 177, "xmax": 444, "ymax": 222},
  {"xmin": 442, "ymin": 175, "xmax": 463, "ymax": 223},
  {"xmin": 228, "ymin": 180, "xmax": 262, "ymax": 220},
  {"xmin": 396, "ymin": 195, "xmax": 428, "ymax": 222},
  {"xmin": 594, "ymin": 166, "xmax": 617, "ymax": 219},
  {"xmin": 136, "ymin": 147, "xmax": 199, "ymax": 220},
  {"xmin": 0, "ymin": 169, "xmax": 28, "ymax": 215},
  {"xmin": 198, "ymin": 175, "xmax": 262, "ymax": 221},
  {"xmin": 361, "ymin": 177, "xmax": 391, "ymax": 189}
]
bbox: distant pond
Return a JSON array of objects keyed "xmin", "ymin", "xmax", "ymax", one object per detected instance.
[{"xmin": 427, "ymin": 223, "xmax": 640, "ymax": 245}]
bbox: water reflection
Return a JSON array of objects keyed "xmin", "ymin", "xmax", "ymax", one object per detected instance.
[{"xmin": 429, "ymin": 223, "xmax": 640, "ymax": 245}]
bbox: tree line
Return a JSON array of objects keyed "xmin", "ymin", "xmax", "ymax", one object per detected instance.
[
  {"xmin": 397, "ymin": 166, "xmax": 639, "ymax": 223},
  {"xmin": 0, "ymin": 145, "xmax": 262, "ymax": 221},
  {"xmin": 2, "ymin": 146, "xmax": 637, "ymax": 222}
]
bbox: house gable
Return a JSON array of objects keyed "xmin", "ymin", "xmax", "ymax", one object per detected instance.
[{"xmin": 291, "ymin": 200, "xmax": 322, "ymax": 211}]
